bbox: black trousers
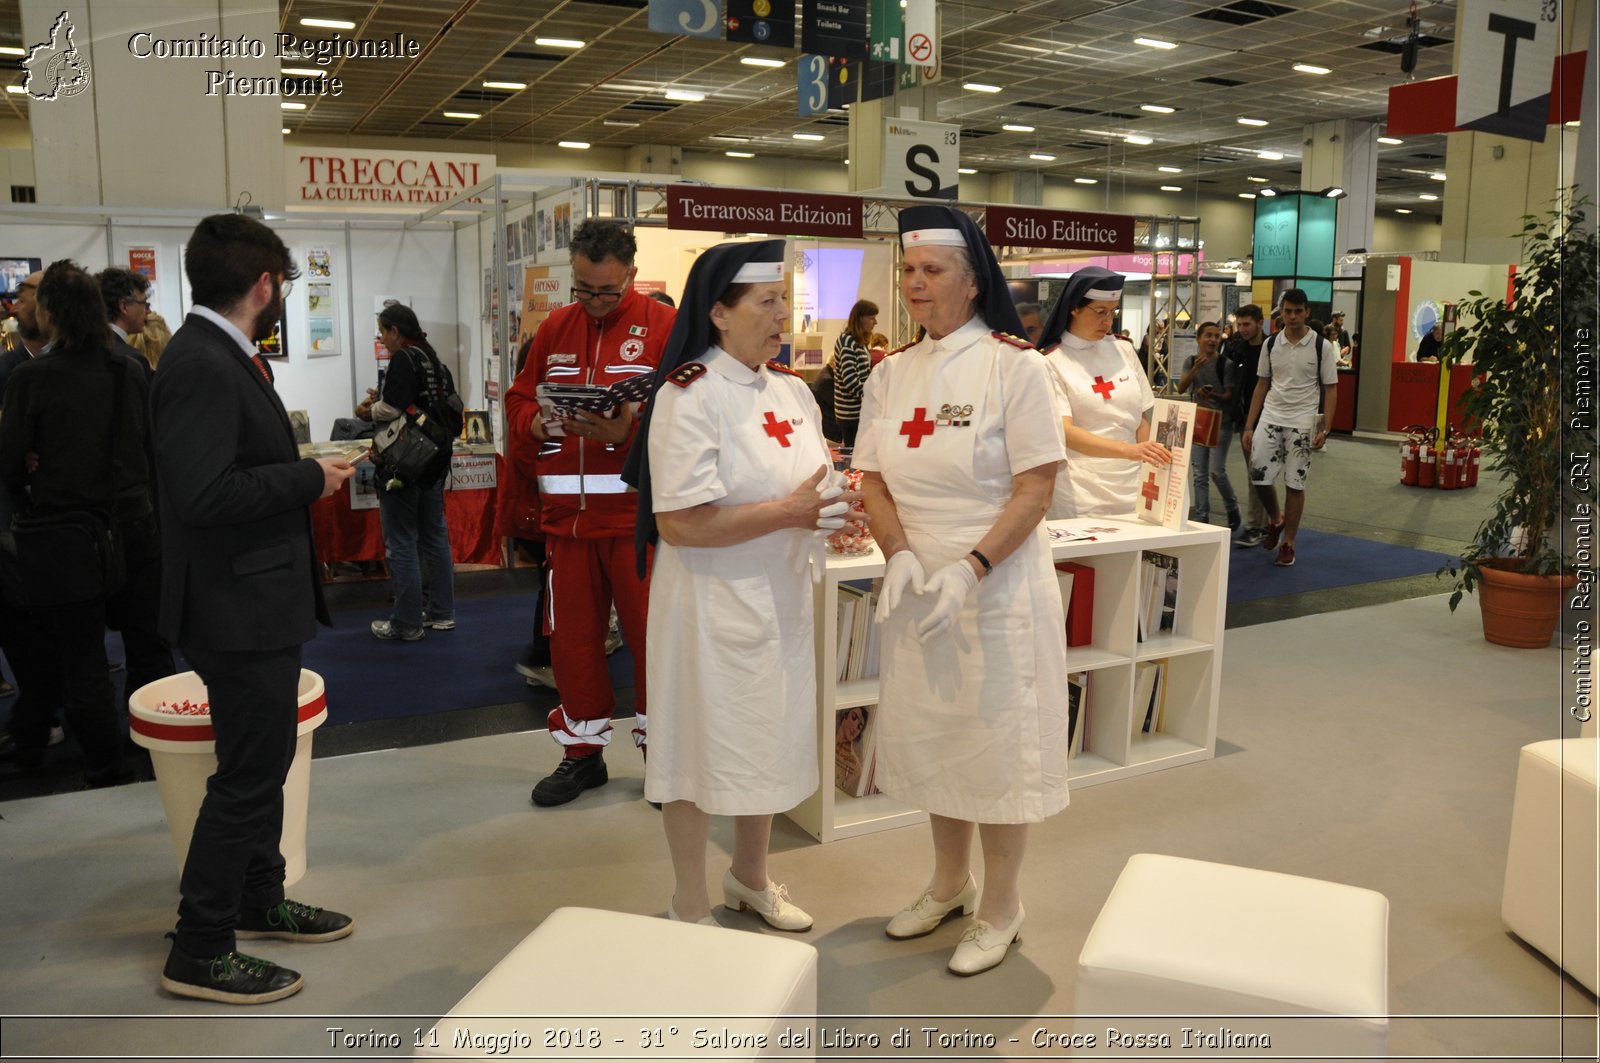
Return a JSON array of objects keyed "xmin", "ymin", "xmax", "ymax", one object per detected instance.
[
  {"xmin": 174, "ymin": 643, "xmax": 302, "ymax": 958},
  {"xmin": 105, "ymin": 519, "xmax": 176, "ymax": 714},
  {"xmin": 0, "ymin": 602, "xmax": 65, "ymax": 753}
]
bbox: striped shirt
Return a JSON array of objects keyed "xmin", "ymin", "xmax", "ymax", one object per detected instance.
[{"xmin": 831, "ymin": 332, "xmax": 871, "ymax": 423}]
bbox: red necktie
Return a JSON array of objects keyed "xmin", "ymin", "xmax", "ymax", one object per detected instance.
[{"xmin": 252, "ymin": 354, "xmax": 272, "ymax": 383}]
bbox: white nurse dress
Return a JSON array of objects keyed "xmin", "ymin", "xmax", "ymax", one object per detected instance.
[{"xmin": 1042, "ymin": 331, "xmax": 1155, "ymax": 519}]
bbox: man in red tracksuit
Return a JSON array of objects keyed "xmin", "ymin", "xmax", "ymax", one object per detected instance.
[{"xmin": 506, "ymin": 220, "xmax": 675, "ymax": 807}]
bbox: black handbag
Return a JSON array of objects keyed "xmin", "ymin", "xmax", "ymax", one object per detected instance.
[
  {"xmin": 371, "ymin": 407, "xmax": 452, "ymax": 487},
  {"xmin": 3, "ymin": 358, "xmax": 127, "ymax": 608}
]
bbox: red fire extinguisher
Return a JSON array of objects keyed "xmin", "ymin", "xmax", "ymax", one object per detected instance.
[
  {"xmin": 1453, "ymin": 437, "xmax": 1472, "ymax": 489},
  {"xmin": 1439, "ymin": 441, "xmax": 1460, "ymax": 489},
  {"xmin": 1419, "ymin": 441, "xmax": 1437, "ymax": 487},
  {"xmin": 1467, "ymin": 443, "xmax": 1481, "ymax": 487},
  {"xmin": 1400, "ymin": 426, "xmax": 1426, "ymax": 486}
]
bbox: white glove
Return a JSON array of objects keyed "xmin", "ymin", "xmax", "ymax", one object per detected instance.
[
  {"xmin": 876, "ymin": 550, "xmax": 926, "ymax": 622},
  {"xmin": 915, "ymin": 559, "xmax": 979, "ymax": 642},
  {"xmin": 816, "ymin": 500, "xmax": 850, "ymax": 530},
  {"xmin": 794, "ymin": 530, "xmax": 828, "ymax": 583}
]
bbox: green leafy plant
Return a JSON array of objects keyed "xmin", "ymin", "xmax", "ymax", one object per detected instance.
[{"xmin": 1439, "ymin": 191, "xmax": 1598, "ymax": 610}]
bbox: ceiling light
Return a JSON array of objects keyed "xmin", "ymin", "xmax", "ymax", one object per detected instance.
[
  {"xmin": 1029, "ymin": 153, "xmax": 1056, "ymax": 162},
  {"xmin": 1239, "ymin": 192, "xmax": 1257, "ymax": 199},
  {"xmin": 1074, "ymin": 177, "xmax": 1098, "ymax": 184},
  {"xmin": 4, "ymin": 85, "xmax": 23, "ymax": 94},
  {"xmin": 282, "ymin": 67, "xmax": 326, "ymax": 77},
  {"xmin": 534, "ymin": 37, "xmax": 585, "ymax": 49},
  {"xmin": 281, "ymin": 101, "xmax": 308, "ymax": 110},
  {"xmin": 1395, "ymin": 208, "xmax": 1413, "ymax": 214},
  {"xmin": 1566, "ymin": 120, "xmax": 1581, "ymax": 128},
  {"xmin": 1158, "ymin": 165, "xmax": 1182, "ymax": 173},
  {"xmin": 1377, "ymin": 136, "xmax": 1404, "ymax": 145},
  {"xmin": 1419, "ymin": 193, "xmax": 1438, "ymax": 201},
  {"xmin": 1002, "ymin": 123, "xmax": 1035, "ymax": 132},
  {"xmin": 603, "ymin": 119, "xmax": 640, "ymax": 127},
  {"xmin": 1293, "ymin": 63, "xmax": 1331, "ymax": 75},
  {"xmin": 1258, "ymin": 186, "xmax": 1278, "ymax": 197},
  {"xmin": 964, "ymin": 82, "xmax": 1003, "ymax": 93},
  {"xmin": 1429, "ymin": 171, "xmax": 1446, "ymax": 181},
  {"xmin": 443, "ymin": 110, "xmax": 479, "ymax": 119},
  {"xmin": 0, "ymin": 47, "xmax": 25, "ymax": 57},
  {"xmin": 1125, "ymin": 134, "xmax": 1153, "ymax": 145},
  {"xmin": 710, "ymin": 135, "xmax": 751, "ymax": 142},
  {"xmin": 792, "ymin": 132, "xmax": 825, "ymax": 141},
  {"xmin": 740, "ymin": 56, "xmax": 785, "ymax": 68},
  {"xmin": 1134, "ymin": 37, "xmax": 1177, "ymax": 50},
  {"xmin": 1237, "ymin": 117, "xmax": 1268, "ymax": 127},
  {"xmin": 664, "ymin": 89, "xmax": 704, "ymax": 102},
  {"xmin": 1322, "ymin": 185, "xmax": 1347, "ymax": 199},
  {"xmin": 1160, "ymin": 185, "xmax": 1182, "ymax": 192},
  {"xmin": 1247, "ymin": 175, "xmax": 1269, "ymax": 182},
  {"xmin": 300, "ymin": 17, "xmax": 356, "ymax": 30},
  {"xmin": 958, "ymin": 167, "xmax": 978, "ymax": 174},
  {"xmin": 483, "ymin": 80, "xmax": 527, "ymax": 90},
  {"xmin": 282, "ymin": 127, "xmax": 291, "ymax": 134},
  {"xmin": 1257, "ymin": 150, "xmax": 1284, "ymax": 160},
  {"xmin": 559, "ymin": 140, "xmax": 590, "ymax": 149},
  {"xmin": 1141, "ymin": 104, "xmax": 1175, "ymax": 114},
  {"xmin": 725, "ymin": 151, "xmax": 755, "ymax": 158}
]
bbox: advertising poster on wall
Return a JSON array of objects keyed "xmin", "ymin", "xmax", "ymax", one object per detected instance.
[
  {"xmin": 128, "ymin": 247, "xmax": 156, "ymax": 281},
  {"xmin": 305, "ymin": 245, "xmax": 339, "ymax": 357},
  {"xmin": 519, "ymin": 264, "xmax": 573, "ymax": 351}
]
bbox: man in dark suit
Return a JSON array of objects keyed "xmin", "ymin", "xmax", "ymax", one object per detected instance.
[
  {"xmin": 150, "ymin": 214, "xmax": 355, "ymax": 1005},
  {"xmin": 98, "ymin": 267, "xmax": 157, "ymax": 377}
]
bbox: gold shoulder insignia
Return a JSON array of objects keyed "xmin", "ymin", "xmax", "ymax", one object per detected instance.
[
  {"xmin": 885, "ymin": 340, "xmax": 916, "ymax": 358},
  {"xmin": 667, "ymin": 362, "xmax": 707, "ymax": 388},
  {"xmin": 765, "ymin": 359, "xmax": 802, "ymax": 378},
  {"xmin": 993, "ymin": 331, "xmax": 1035, "ymax": 349}
]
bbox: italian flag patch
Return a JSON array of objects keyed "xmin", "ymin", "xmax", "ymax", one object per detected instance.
[{"xmin": 629, "ymin": 325, "xmax": 648, "ymax": 337}]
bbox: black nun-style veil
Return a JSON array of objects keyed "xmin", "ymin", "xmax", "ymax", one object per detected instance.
[
  {"xmin": 1038, "ymin": 265, "xmax": 1127, "ymax": 351},
  {"xmin": 622, "ymin": 238, "xmax": 788, "ymax": 576},
  {"xmin": 898, "ymin": 204, "xmax": 1028, "ymax": 340}
]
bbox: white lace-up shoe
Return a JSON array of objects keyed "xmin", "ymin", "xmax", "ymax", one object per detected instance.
[
  {"xmin": 947, "ymin": 903, "xmax": 1025, "ymax": 976},
  {"xmin": 721, "ymin": 870, "xmax": 813, "ymax": 931},
  {"xmin": 885, "ymin": 873, "xmax": 977, "ymax": 940}
]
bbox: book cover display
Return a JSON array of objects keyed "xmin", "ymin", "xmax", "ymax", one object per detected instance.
[{"xmin": 1137, "ymin": 398, "xmax": 1195, "ymax": 530}]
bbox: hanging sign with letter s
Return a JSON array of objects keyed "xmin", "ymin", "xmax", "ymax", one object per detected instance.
[{"xmin": 883, "ymin": 117, "xmax": 959, "ymax": 200}]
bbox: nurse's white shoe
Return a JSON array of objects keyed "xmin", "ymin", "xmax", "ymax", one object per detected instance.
[
  {"xmin": 721, "ymin": 871, "xmax": 813, "ymax": 931},
  {"xmin": 665, "ymin": 900, "xmax": 719, "ymax": 927},
  {"xmin": 947, "ymin": 904, "xmax": 1024, "ymax": 976},
  {"xmin": 885, "ymin": 873, "xmax": 977, "ymax": 940}
]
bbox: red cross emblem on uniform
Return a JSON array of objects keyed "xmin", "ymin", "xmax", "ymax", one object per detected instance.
[
  {"xmin": 900, "ymin": 407, "xmax": 936, "ymax": 447},
  {"xmin": 1140, "ymin": 470, "xmax": 1162, "ymax": 511},
  {"xmin": 762, "ymin": 410, "xmax": 793, "ymax": 447},
  {"xmin": 1092, "ymin": 375, "xmax": 1116, "ymax": 400}
]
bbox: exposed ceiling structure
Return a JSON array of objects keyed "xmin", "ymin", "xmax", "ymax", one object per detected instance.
[{"xmin": 0, "ymin": 0, "xmax": 1479, "ymax": 219}]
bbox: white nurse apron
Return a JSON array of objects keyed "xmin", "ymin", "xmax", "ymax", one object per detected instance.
[
  {"xmin": 1044, "ymin": 334, "xmax": 1152, "ymax": 518},
  {"xmin": 869, "ymin": 333, "xmax": 1069, "ymax": 824},
  {"xmin": 644, "ymin": 352, "xmax": 826, "ymax": 816}
]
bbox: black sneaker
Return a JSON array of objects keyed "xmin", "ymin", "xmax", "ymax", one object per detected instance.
[
  {"xmin": 531, "ymin": 753, "xmax": 608, "ymax": 807},
  {"xmin": 160, "ymin": 935, "xmax": 304, "ymax": 1005},
  {"xmin": 1234, "ymin": 527, "xmax": 1266, "ymax": 548},
  {"xmin": 236, "ymin": 900, "xmax": 355, "ymax": 943}
]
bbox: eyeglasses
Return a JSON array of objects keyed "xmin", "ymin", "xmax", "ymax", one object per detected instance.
[
  {"xmin": 128, "ymin": 299, "xmax": 151, "ymax": 309},
  {"xmin": 281, "ymin": 278, "xmax": 295, "ymax": 298},
  {"xmin": 15, "ymin": 282, "xmax": 35, "ymax": 293},
  {"xmin": 571, "ymin": 286, "xmax": 626, "ymax": 303}
]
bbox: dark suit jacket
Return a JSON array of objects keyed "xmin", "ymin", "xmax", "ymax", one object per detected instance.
[
  {"xmin": 149, "ymin": 313, "xmax": 327, "ymax": 651},
  {"xmin": 112, "ymin": 334, "xmax": 155, "ymax": 379}
]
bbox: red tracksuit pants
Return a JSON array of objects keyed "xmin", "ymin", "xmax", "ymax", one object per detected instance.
[{"xmin": 545, "ymin": 534, "xmax": 649, "ymax": 758}]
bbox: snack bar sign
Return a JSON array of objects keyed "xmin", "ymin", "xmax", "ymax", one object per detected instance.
[
  {"xmin": 984, "ymin": 206, "xmax": 1136, "ymax": 253},
  {"xmin": 667, "ymin": 186, "xmax": 864, "ymax": 239}
]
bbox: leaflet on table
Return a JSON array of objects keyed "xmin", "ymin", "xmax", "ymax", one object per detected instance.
[{"xmin": 1046, "ymin": 520, "xmax": 1132, "ymax": 543}]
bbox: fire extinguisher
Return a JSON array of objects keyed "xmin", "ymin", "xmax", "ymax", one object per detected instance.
[
  {"xmin": 1453, "ymin": 436, "xmax": 1472, "ymax": 489},
  {"xmin": 1439, "ymin": 441, "xmax": 1459, "ymax": 489},
  {"xmin": 1400, "ymin": 425, "xmax": 1426, "ymax": 486},
  {"xmin": 1467, "ymin": 442, "xmax": 1481, "ymax": 487},
  {"xmin": 1418, "ymin": 431, "xmax": 1437, "ymax": 488}
]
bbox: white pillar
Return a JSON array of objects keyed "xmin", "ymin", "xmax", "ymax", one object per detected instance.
[{"xmin": 1301, "ymin": 119, "xmax": 1378, "ymax": 255}]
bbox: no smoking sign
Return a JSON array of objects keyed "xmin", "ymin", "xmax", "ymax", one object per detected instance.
[{"xmin": 907, "ymin": 33, "xmax": 932, "ymax": 62}]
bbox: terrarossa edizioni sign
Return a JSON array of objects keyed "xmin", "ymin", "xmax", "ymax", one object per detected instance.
[
  {"xmin": 984, "ymin": 206, "xmax": 1136, "ymax": 253},
  {"xmin": 667, "ymin": 185, "xmax": 864, "ymax": 239}
]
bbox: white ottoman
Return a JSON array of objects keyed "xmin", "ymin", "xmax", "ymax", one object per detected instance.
[
  {"xmin": 416, "ymin": 907, "xmax": 816, "ymax": 1060},
  {"xmin": 1502, "ymin": 738, "xmax": 1600, "ymax": 994},
  {"xmin": 1077, "ymin": 854, "xmax": 1388, "ymax": 1056}
]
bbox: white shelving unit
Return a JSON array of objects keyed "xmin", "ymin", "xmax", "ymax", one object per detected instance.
[{"xmin": 786, "ymin": 517, "xmax": 1230, "ymax": 843}]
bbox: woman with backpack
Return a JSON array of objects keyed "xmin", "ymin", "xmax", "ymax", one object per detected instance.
[{"xmin": 367, "ymin": 303, "xmax": 457, "ymax": 641}]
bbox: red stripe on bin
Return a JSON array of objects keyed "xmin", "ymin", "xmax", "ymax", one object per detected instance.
[{"xmin": 131, "ymin": 692, "xmax": 326, "ymax": 742}]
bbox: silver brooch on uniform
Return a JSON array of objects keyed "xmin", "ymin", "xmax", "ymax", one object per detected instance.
[{"xmin": 936, "ymin": 403, "xmax": 973, "ymax": 428}]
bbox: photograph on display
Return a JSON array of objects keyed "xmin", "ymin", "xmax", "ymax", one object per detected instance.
[
  {"xmin": 543, "ymin": 210, "xmax": 553, "ymax": 249},
  {"xmin": 306, "ymin": 246, "xmax": 332, "ymax": 278},
  {"xmin": 306, "ymin": 279, "xmax": 339, "ymax": 357},
  {"xmin": 127, "ymin": 247, "xmax": 157, "ymax": 282},
  {"xmin": 504, "ymin": 221, "xmax": 521, "ymax": 262},
  {"xmin": 536, "ymin": 208, "xmax": 547, "ymax": 254},
  {"xmin": 462, "ymin": 410, "xmax": 493, "ymax": 445},
  {"xmin": 520, "ymin": 216, "xmax": 535, "ymax": 261},
  {"xmin": 554, "ymin": 203, "xmax": 570, "ymax": 250},
  {"xmin": 287, "ymin": 409, "xmax": 311, "ymax": 445},
  {"xmin": 0, "ymin": 257, "xmax": 41, "ymax": 295},
  {"xmin": 257, "ymin": 314, "xmax": 285, "ymax": 359}
]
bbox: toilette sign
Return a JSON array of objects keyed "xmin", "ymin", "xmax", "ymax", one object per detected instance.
[
  {"xmin": 984, "ymin": 206, "xmax": 1135, "ymax": 253},
  {"xmin": 667, "ymin": 185, "xmax": 863, "ymax": 239},
  {"xmin": 290, "ymin": 148, "xmax": 496, "ymax": 206}
]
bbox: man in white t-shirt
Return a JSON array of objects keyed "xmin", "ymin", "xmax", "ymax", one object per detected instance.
[{"xmin": 1240, "ymin": 289, "xmax": 1338, "ymax": 568}]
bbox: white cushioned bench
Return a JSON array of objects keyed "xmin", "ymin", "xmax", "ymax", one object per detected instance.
[
  {"xmin": 1077, "ymin": 853, "xmax": 1388, "ymax": 1056},
  {"xmin": 416, "ymin": 907, "xmax": 817, "ymax": 1060}
]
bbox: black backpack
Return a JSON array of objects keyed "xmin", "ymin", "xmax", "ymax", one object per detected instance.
[{"xmin": 407, "ymin": 345, "xmax": 464, "ymax": 438}]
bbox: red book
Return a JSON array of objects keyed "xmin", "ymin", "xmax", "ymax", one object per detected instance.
[{"xmin": 1056, "ymin": 561, "xmax": 1095, "ymax": 647}]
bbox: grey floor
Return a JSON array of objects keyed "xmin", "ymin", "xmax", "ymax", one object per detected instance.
[{"xmin": 2, "ymin": 436, "xmax": 1597, "ymax": 1061}]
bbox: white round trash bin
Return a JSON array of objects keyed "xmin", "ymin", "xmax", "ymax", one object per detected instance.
[{"xmin": 129, "ymin": 669, "xmax": 328, "ymax": 887}]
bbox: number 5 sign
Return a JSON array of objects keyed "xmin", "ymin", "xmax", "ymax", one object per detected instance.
[{"xmin": 882, "ymin": 117, "xmax": 959, "ymax": 200}]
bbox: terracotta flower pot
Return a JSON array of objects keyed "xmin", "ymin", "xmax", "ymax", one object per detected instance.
[{"xmin": 1476, "ymin": 559, "xmax": 1578, "ymax": 648}]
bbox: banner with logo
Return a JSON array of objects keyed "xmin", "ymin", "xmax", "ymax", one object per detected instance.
[
  {"xmin": 883, "ymin": 117, "xmax": 959, "ymax": 200},
  {"xmin": 666, "ymin": 185, "xmax": 864, "ymax": 239},
  {"xmin": 800, "ymin": 0, "xmax": 868, "ymax": 59},
  {"xmin": 648, "ymin": 0, "xmax": 724, "ymax": 38},
  {"xmin": 726, "ymin": 0, "xmax": 794, "ymax": 48},
  {"xmin": 1455, "ymin": 0, "xmax": 1559, "ymax": 141}
]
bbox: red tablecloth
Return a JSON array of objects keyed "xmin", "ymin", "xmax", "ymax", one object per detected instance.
[{"xmin": 310, "ymin": 454, "xmax": 504, "ymax": 565}]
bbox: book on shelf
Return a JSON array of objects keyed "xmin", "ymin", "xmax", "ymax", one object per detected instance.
[
  {"xmin": 1142, "ymin": 551, "xmax": 1181, "ymax": 636},
  {"xmin": 833, "ymin": 704, "xmax": 879, "ymax": 798},
  {"xmin": 1067, "ymin": 671, "xmax": 1089, "ymax": 759},
  {"xmin": 1055, "ymin": 561, "xmax": 1095, "ymax": 647},
  {"xmin": 1133, "ymin": 659, "xmax": 1168, "ymax": 737},
  {"xmin": 1136, "ymin": 398, "xmax": 1194, "ymax": 530},
  {"xmin": 834, "ymin": 583, "xmax": 880, "ymax": 682}
]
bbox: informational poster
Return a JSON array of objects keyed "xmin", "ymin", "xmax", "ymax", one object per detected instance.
[
  {"xmin": 519, "ymin": 264, "xmax": 573, "ymax": 351},
  {"xmin": 128, "ymin": 246, "xmax": 156, "ymax": 280},
  {"xmin": 304, "ymin": 245, "xmax": 339, "ymax": 357},
  {"xmin": 800, "ymin": 0, "xmax": 868, "ymax": 59},
  {"xmin": 1137, "ymin": 398, "xmax": 1194, "ymax": 530}
]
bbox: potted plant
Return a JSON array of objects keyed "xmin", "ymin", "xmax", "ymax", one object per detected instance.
[{"xmin": 1439, "ymin": 191, "xmax": 1597, "ymax": 647}]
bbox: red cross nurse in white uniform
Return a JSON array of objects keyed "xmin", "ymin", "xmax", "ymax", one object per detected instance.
[
  {"xmin": 623, "ymin": 239, "xmax": 852, "ymax": 932},
  {"xmin": 1038, "ymin": 266, "xmax": 1172, "ymax": 518},
  {"xmin": 857, "ymin": 204, "xmax": 1069, "ymax": 977}
]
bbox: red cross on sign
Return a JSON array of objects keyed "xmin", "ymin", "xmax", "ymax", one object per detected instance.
[
  {"xmin": 762, "ymin": 410, "xmax": 794, "ymax": 448},
  {"xmin": 900, "ymin": 407, "xmax": 936, "ymax": 447},
  {"xmin": 1140, "ymin": 470, "xmax": 1162, "ymax": 511},
  {"xmin": 1092, "ymin": 375, "xmax": 1116, "ymax": 400}
]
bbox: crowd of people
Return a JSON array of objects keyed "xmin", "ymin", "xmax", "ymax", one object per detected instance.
[{"xmin": 0, "ymin": 208, "xmax": 1347, "ymax": 1003}]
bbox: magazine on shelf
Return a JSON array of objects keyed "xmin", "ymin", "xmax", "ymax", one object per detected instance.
[
  {"xmin": 834, "ymin": 704, "xmax": 878, "ymax": 798},
  {"xmin": 1067, "ymin": 671, "xmax": 1089, "ymax": 759},
  {"xmin": 1136, "ymin": 398, "xmax": 1195, "ymax": 530},
  {"xmin": 834, "ymin": 584, "xmax": 880, "ymax": 682},
  {"xmin": 1133, "ymin": 659, "xmax": 1168, "ymax": 737}
]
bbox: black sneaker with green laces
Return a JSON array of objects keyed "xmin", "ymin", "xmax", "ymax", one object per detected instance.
[
  {"xmin": 236, "ymin": 899, "xmax": 355, "ymax": 943},
  {"xmin": 160, "ymin": 935, "xmax": 304, "ymax": 1005}
]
